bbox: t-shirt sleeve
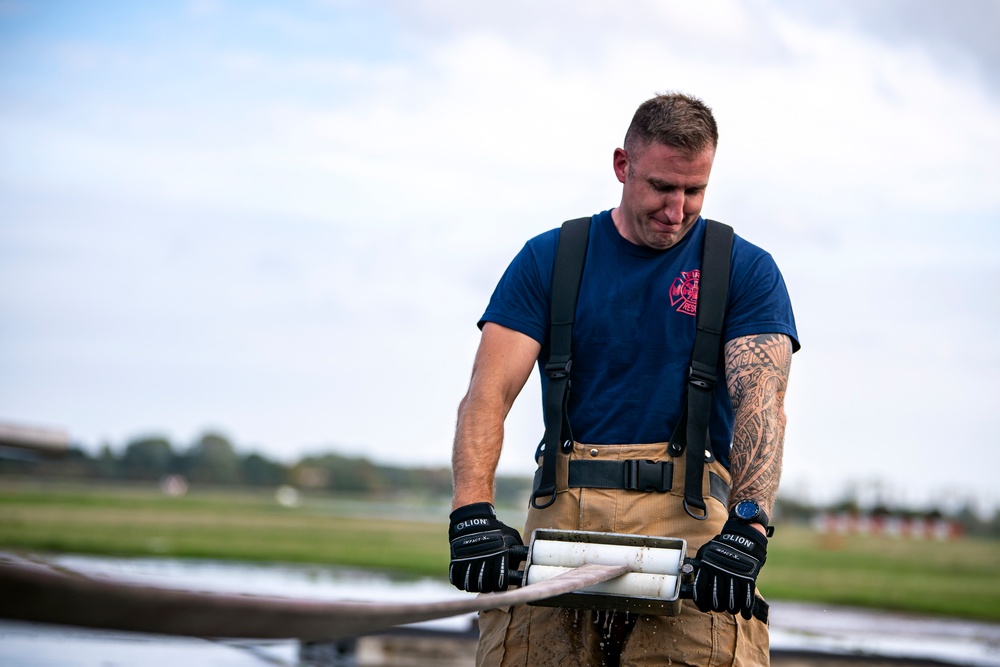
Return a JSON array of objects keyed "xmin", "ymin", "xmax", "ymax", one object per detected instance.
[
  {"xmin": 477, "ymin": 231, "xmax": 558, "ymax": 345},
  {"xmin": 724, "ymin": 250, "xmax": 801, "ymax": 352}
]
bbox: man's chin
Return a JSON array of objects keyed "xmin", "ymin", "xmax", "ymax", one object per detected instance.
[
  {"xmin": 644, "ymin": 230, "xmax": 682, "ymax": 250},
  {"xmin": 644, "ymin": 221, "xmax": 695, "ymax": 249}
]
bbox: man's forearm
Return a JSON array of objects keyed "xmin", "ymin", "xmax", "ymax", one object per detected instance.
[
  {"xmin": 724, "ymin": 333, "xmax": 793, "ymax": 517},
  {"xmin": 451, "ymin": 390, "xmax": 505, "ymax": 509},
  {"xmin": 450, "ymin": 323, "xmax": 541, "ymax": 510}
]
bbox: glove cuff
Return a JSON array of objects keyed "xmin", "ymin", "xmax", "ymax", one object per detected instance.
[
  {"xmin": 720, "ymin": 518, "xmax": 768, "ymax": 558},
  {"xmin": 449, "ymin": 502, "xmax": 496, "ymax": 526}
]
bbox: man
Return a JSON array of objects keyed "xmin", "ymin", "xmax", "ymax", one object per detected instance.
[{"xmin": 449, "ymin": 93, "xmax": 799, "ymax": 666}]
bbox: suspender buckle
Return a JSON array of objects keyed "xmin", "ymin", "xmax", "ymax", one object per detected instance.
[
  {"xmin": 545, "ymin": 357, "xmax": 572, "ymax": 379},
  {"xmin": 624, "ymin": 459, "xmax": 671, "ymax": 493},
  {"xmin": 688, "ymin": 364, "xmax": 716, "ymax": 390}
]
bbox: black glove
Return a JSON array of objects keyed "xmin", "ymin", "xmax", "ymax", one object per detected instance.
[
  {"xmin": 448, "ymin": 502, "xmax": 523, "ymax": 593},
  {"xmin": 693, "ymin": 519, "xmax": 767, "ymax": 619}
]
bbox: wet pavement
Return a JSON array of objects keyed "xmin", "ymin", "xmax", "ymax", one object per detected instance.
[
  {"xmin": 0, "ymin": 621, "xmax": 299, "ymax": 667},
  {"xmin": 1, "ymin": 555, "xmax": 997, "ymax": 666},
  {"xmin": 0, "ymin": 617, "xmax": 992, "ymax": 667},
  {"xmin": 768, "ymin": 600, "xmax": 1000, "ymax": 666}
]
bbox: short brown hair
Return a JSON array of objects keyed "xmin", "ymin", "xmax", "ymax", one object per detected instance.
[{"xmin": 623, "ymin": 92, "xmax": 718, "ymax": 157}]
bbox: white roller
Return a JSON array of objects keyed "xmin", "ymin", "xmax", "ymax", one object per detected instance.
[
  {"xmin": 531, "ymin": 539, "xmax": 682, "ymax": 575},
  {"xmin": 526, "ymin": 565, "xmax": 679, "ymax": 600}
]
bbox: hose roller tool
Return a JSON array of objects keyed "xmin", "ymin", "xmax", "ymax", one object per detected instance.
[{"xmin": 508, "ymin": 529, "xmax": 694, "ymax": 616}]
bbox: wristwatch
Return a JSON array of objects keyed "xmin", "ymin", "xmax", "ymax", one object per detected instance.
[{"xmin": 731, "ymin": 499, "xmax": 775, "ymax": 537}]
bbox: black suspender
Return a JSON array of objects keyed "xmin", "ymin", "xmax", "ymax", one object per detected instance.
[
  {"xmin": 669, "ymin": 220, "xmax": 734, "ymax": 519},
  {"xmin": 530, "ymin": 217, "xmax": 591, "ymax": 509},
  {"xmin": 529, "ymin": 217, "xmax": 734, "ymax": 515}
]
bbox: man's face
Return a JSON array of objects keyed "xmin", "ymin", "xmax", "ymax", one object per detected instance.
[{"xmin": 612, "ymin": 141, "xmax": 715, "ymax": 250}]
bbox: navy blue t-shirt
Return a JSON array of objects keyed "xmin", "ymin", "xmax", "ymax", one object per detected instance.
[{"xmin": 479, "ymin": 210, "xmax": 799, "ymax": 468}]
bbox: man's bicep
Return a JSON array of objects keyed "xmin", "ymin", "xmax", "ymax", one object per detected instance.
[
  {"xmin": 724, "ymin": 333, "xmax": 793, "ymax": 406},
  {"xmin": 472, "ymin": 322, "xmax": 542, "ymax": 413}
]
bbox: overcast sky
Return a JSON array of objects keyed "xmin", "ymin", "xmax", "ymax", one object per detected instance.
[{"xmin": 2, "ymin": 0, "xmax": 998, "ymax": 513}]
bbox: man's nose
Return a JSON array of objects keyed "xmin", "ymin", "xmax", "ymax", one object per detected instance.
[{"xmin": 662, "ymin": 193, "xmax": 684, "ymax": 224}]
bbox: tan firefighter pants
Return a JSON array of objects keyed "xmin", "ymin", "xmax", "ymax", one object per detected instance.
[{"xmin": 477, "ymin": 442, "xmax": 770, "ymax": 667}]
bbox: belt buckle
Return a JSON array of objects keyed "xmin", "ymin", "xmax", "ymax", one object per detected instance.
[{"xmin": 625, "ymin": 459, "xmax": 670, "ymax": 493}]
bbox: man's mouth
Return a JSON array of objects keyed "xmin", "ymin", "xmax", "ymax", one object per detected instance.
[{"xmin": 650, "ymin": 218, "xmax": 680, "ymax": 232}]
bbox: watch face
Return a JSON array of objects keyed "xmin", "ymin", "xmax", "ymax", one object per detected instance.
[{"xmin": 735, "ymin": 500, "xmax": 760, "ymax": 521}]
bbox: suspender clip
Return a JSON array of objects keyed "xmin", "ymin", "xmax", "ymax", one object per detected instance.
[
  {"xmin": 688, "ymin": 364, "xmax": 716, "ymax": 390},
  {"xmin": 545, "ymin": 357, "xmax": 572, "ymax": 379}
]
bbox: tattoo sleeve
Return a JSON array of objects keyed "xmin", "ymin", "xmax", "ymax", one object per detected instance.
[{"xmin": 724, "ymin": 333, "xmax": 793, "ymax": 516}]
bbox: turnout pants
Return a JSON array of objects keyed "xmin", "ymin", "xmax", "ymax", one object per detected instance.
[{"xmin": 477, "ymin": 442, "xmax": 770, "ymax": 667}]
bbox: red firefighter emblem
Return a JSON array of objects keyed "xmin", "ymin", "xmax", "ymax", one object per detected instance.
[{"xmin": 669, "ymin": 269, "xmax": 699, "ymax": 316}]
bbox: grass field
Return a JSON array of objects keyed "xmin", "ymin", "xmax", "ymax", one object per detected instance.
[
  {"xmin": 2, "ymin": 478, "xmax": 998, "ymax": 622},
  {"xmin": 0, "ymin": 480, "xmax": 451, "ymax": 576}
]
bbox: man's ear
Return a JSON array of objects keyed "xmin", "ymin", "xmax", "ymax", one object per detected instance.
[{"xmin": 612, "ymin": 147, "xmax": 629, "ymax": 184}]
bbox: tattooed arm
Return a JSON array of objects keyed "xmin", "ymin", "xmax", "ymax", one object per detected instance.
[{"xmin": 724, "ymin": 333, "xmax": 793, "ymax": 524}]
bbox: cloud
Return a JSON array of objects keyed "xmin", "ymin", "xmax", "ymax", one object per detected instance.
[
  {"xmin": 773, "ymin": 0, "xmax": 1000, "ymax": 97},
  {"xmin": 1, "ymin": 1, "xmax": 999, "ymax": 510}
]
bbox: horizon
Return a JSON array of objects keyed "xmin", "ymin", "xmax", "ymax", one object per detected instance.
[{"xmin": 6, "ymin": 420, "xmax": 993, "ymax": 517}]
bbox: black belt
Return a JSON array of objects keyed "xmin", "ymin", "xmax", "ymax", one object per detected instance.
[{"xmin": 552, "ymin": 459, "xmax": 729, "ymax": 507}]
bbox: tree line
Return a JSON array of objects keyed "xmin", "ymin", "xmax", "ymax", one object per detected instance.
[
  {"xmin": 2, "ymin": 431, "xmax": 997, "ymax": 536},
  {"xmin": 0, "ymin": 431, "xmax": 532, "ymax": 505}
]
